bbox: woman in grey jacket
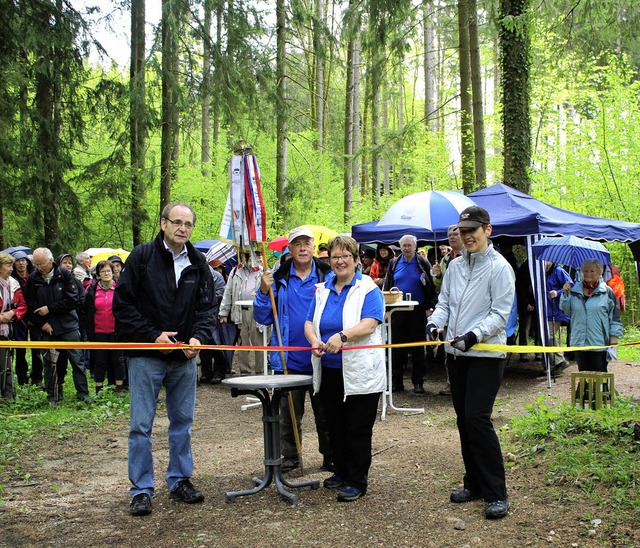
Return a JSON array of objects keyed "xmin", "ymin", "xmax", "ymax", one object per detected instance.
[{"xmin": 426, "ymin": 206, "xmax": 515, "ymax": 520}]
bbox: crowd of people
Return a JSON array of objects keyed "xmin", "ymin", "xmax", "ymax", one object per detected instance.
[{"xmin": 0, "ymin": 202, "xmax": 624, "ymax": 520}]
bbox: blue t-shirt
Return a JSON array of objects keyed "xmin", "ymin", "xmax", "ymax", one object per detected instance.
[
  {"xmin": 393, "ymin": 255, "xmax": 425, "ymax": 304},
  {"xmin": 306, "ymin": 271, "xmax": 384, "ymax": 369},
  {"xmin": 286, "ymin": 261, "xmax": 320, "ymax": 371}
]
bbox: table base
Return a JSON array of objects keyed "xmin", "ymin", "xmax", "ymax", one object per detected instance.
[{"xmin": 225, "ymin": 386, "xmax": 320, "ymax": 506}]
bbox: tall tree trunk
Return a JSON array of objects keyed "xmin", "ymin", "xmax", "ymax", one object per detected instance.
[
  {"xmin": 397, "ymin": 78, "xmax": 404, "ymax": 187},
  {"xmin": 371, "ymin": 80, "xmax": 381, "ymax": 200},
  {"xmin": 500, "ymin": 0, "xmax": 531, "ymax": 192},
  {"xmin": 423, "ymin": 0, "xmax": 436, "ymax": 128},
  {"xmin": 276, "ymin": 0, "xmax": 288, "ymax": 226},
  {"xmin": 343, "ymin": 34, "xmax": 355, "ymax": 223},
  {"xmin": 360, "ymin": 76, "xmax": 369, "ymax": 195},
  {"xmin": 382, "ymin": 90, "xmax": 390, "ymax": 193},
  {"xmin": 130, "ymin": 0, "xmax": 147, "ymax": 246},
  {"xmin": 352, "ymin": 38, "xmax": 361, "ymax": 199},
  {"xmin": 201, "ymin": 0, "xmax": 212, "ymax": 176},
  {"xmin": 314, "ymin": 0, "xmax": 324, "ymax": 150},
  {"xmin": 213, "ymin": 0, "xmax": 223, "ymax": 146},
  {"xmin": 160, "ymin": 0, "xmax": 181, "ymax": 212},
  {"xmin": 458, "ymin": 0, "xmax": 475, "ymax": 193},
  {"xmin": 468, "ymin": 0, "xmax": 486, "ymax": 188},
  {"xmin": 493, "ymin": 33, "xmax": 502, "ymax": 156}
]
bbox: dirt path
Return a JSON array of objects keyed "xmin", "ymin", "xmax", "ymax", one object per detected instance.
[{"xmin": 1, "ymin": 359, "xmax": 639, "ymax": 547}]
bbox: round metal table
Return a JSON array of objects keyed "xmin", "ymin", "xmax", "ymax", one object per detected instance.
[{"xmin": 222, "ymin": 374, "xmax": 320, "ymax": 505}]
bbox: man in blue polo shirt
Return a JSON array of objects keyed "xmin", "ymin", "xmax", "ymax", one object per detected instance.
[
  {"xmin": 254, "ymin": 226, "xmax": 334, "ymax": 473},
  {"xmin": 383, "ymin": 234, "xmax": 437, "ymax": 394}
]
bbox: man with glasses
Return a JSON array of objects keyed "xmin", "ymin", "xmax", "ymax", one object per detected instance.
[
  {"xmin": 254, "ymin": 226, "xmax": 334, "ymax": 474},
  {"xmin": 383, "ymin": 234, "xmax": 437, "ymax": 394},
  {"xmin": 114, "ymin": 202, "xmax": 216, "ymax": 517}
]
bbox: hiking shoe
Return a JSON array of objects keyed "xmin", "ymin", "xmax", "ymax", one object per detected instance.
[
  {"xmin": 450, "ymin": 488, "xmax": 482, "ymax": 503},
  {"xmin": 130, "ymin": 493, "xmax": 152, "ymax": 516},
  {"xmin": 486, "ymin": 499, "xmax": 509, "ymax": 519},
  {"xmin": 413, "ymin": 384, "xmax": 425, "ymax": 394},
  {"xmin": 337, "ymin": 485, "xmax": 363, "ymax": 502},
  {"xmin": 169, "ymin": 479, "xmax": 204, "ymax": 504},
  {"xmin": 323, "ymin": 474, "xmax": 345, "ymax": 489},
  {"xmin": 210, "ymin": 374, "xmax": 225, "ymax": 385}
]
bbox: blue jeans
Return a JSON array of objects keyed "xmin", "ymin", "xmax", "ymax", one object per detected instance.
[{"xmin": 128, "ymin": 355, "xmax": 197, "ymax": 497}]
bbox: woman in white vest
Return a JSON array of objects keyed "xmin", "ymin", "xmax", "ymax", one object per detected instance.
[{"xmin": 304, "ymin": 235, "xmax": 385, "ymax": 503}]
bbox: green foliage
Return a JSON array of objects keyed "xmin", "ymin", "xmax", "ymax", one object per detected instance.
[
  {"xmin": 617, "ymin": 324, "xmax": 640, "ymax": 362},
  {"xmin": 507, "ymin": 396, "xmax": 640, "ymax": 511}
]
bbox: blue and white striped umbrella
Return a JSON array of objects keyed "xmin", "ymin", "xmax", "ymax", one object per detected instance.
[
  {"xmin": 377, "ymin": 190, "xmax": 476, "ymax": 231},
  {"xmin": 532, "ymin": 235, "xmax": 611, "ymax": 270},
  {"xmin": 206, "ymin": 240, "xmax": 237, "ymax": 263}
]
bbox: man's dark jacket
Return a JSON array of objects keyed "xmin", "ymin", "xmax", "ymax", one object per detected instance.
[
  {"xmin": 24, "ymin": 263, "xmax": 80, "ymax": 336},
  {"xmin": 113, "ymin": 231, "xmax": 216, "ymax": 361}
]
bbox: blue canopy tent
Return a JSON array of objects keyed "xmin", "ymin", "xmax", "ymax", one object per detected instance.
[
  {"xmin": 352, "ymin": 183, "xmax": 640, "ymax": 385},
  {"xmin": 468, "ymin": 183, "xmax": 640, "ymax": 384}
]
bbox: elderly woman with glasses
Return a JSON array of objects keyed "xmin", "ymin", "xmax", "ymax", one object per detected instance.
[
  {"xmin": 0, "ymin": 253, "xmax": 28, "ymax": 400},
  {"xmin": 304, "ymin": 235, "xmax": 385, "ymax": 503},
  {"xmin": 84, "ymin": 260, "xmax": 125, "ymax": 395},
  {"xmin": 560, "ymin": 258, "xmax": 622, "ymax": 372}
]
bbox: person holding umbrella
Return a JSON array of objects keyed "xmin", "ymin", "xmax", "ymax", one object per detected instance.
[{"xmin": 560, "ymin": 259, "xmax": 622, "ymax": 372}]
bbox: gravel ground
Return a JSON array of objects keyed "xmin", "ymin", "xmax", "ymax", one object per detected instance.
[{"xmin": 1, "ymin": 357, "xmax": 639, "ymax": 547}]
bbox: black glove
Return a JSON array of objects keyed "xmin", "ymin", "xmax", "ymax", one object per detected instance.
[
  {"xmin": 426, "ymin": 322, "xmax": 439, "ymax": 342},
  {"xmin": 450, "ymin": 331, "xmax": 478, "ymax": 352}
]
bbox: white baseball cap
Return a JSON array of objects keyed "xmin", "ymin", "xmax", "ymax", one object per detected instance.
[{"xmin": 288, "ymin": 226, "xmax": 314, "ymax": 243}]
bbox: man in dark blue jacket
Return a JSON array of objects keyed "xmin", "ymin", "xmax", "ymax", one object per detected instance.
[
  {"xmin": 254, "ymin": 226, "xmax": 333, "ymax": 473},
  {"xmin": 24, "ymin": 248, "xmax": 90, "ymax": 403},
  {"xmin": 114, "ymin": 202, "xmax": 216, "ymax": 517}
]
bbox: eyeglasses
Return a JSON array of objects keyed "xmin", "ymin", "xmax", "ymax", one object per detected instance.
[
  {"xmin": 165, "ymin": 218, "xmax": 194, "ymax": 229},
  {"xmin": 329, "ymin": 254, "xmax": 353, "ymax": 262}
]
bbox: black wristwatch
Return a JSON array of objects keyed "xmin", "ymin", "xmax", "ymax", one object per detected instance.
[{"xmin": 339, "ymin": 331, "xmax": 348, "ymax": 343}]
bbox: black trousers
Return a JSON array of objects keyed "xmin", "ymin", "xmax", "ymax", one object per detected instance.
[
  {"xmin": 93, "ymin": 332, "xmax": 125, "ymax": 384},
  {"xmin": 16, "ymin": 325, "xmax": 44, "ymax": 385},
  {"xmin": 576, "ymin": 350, "xmax": 608, "ymax": 372},
  {"xmin": 200, "ymin": 348, "xmax": 228, "ymax": 380},
  {"xmin": 448, "ymin": 354, "xmax": 507, "ymax": 502},
  {"xmin": 319, "ymin": 366, "xmax": 380, "ymax": 494},
  {"xmin": 390, "ymin": 303, "xmax": 428, "ymax": 385},
  {"xmin": 277, "ymin": 372, "xmax": 332, "ymax": 462}
]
